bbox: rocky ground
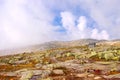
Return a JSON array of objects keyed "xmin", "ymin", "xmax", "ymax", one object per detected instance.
[{"xmin": 0, "ymin": 40, "xmax": 120, "ymax": 80}]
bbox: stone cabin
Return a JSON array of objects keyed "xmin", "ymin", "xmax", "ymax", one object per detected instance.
[{"xmin": 88, "ymin": 42, "xmax": 96, "ymax": 48}]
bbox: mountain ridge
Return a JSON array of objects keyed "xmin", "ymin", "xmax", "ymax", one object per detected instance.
[{"xmin": 0, "ymin": 39, "xmax": 118, "ymax": 56}]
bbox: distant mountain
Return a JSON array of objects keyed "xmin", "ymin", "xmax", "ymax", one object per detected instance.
[
  {"xmin": 0, "ymin": 39, "xmax": 118, "ymax": 56},
  {"xmin": 27, "ymin": 39, "xmax": 101, "ymax": 50}
]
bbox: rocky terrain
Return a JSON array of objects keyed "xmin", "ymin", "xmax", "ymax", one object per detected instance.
[{"xmin": 0, "ymin": 39, "xmax": 120, "ymax": 80}]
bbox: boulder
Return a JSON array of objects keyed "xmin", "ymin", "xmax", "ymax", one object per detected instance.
[
  {"xmin": 35, "ymin": 63, "xmax": 42, "ymax": 69},
  {"xmin": 52, "ymin": 69, "xmax": 64, "ymax": 75},
  {"xmin": 75, "ymin": 73, "xmax": 88, "ymax": 78}
]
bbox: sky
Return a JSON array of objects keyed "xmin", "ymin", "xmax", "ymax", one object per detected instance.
[{"xmin": 0, "ymin": 0, "xmax": 120, "ymax": 49}]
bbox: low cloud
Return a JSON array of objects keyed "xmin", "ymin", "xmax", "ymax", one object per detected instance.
[{"xmin": 0, "ymin": 0, "xmax": 58, "ymax": 49}]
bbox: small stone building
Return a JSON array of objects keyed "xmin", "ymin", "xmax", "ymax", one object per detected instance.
[{"xmin": 88, "ymin": 42, "xmax": 96, "ymax": 48}]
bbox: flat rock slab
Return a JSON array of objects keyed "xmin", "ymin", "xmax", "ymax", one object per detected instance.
[{"xmin": 52, "ymin": 69, "xmax": 64, "ymax": 75}]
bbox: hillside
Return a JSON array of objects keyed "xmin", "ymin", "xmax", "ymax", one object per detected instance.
[
  {"xmin": 0, "ymin": 39, "xmax": 103, "ymax": 56},
  {"xmin": 0, "ymin": 39, "xmax": 120, "ymax": 80}
]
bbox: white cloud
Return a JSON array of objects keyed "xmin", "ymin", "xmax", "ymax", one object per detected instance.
[
  {"xmin": 91, "ymin": 29, "xmax": 109, "ymax": 40},
  {"xmin": 60, "ymin": 11, "xmax": 109, "ymax": 40},
  {"xmin": 77, "ymin": 16, "xmax": 87, "ymax": 31},
  {"xmin": 80, "ymin": 0, "xmax": 120, "ymax": 39},
  {"xmin": 61, "ymin": 12, "xmax": 76, "ymax": 31},
  {"xmin": 43, "ymin": 0, "xmax": 120, "ymax": 39}
]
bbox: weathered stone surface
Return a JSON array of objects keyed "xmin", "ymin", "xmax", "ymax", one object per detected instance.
[
  {"xmin": 5, "ymin": 72, "xmax": 18, "ymax": 76},
  {"xmin": 40, "ymin": 77, "xmax": 53, "ymax": 80},
  {"xmin": 52, "ymin": 69, "xmax": 64, "ymax": 75},
  {"xmin": 42, "ymin": 64, "xmax": 54, "ymax": 70},
  {"xmin": 16, "ymin": 69, "xmax": 51, "ymax": 78},
  {"xmin": 41, "ymin": 70, "xmax": 52, "ymax": 78},
  {"xmin": 94, "ymin": 76, "xmax": 102, "ymax": 80},
  {"xmin": 14, "ymin": 60, "xmax": 27, "ymax": 64},
  {"xmin": 31, "ymin": 70, "xmax": 43, "ymax": 75},
  {"xmin": 15, "ymin": 69, "xmax": 28, "ymax": 73},
  {"xmin": 30, "ymin": 75, "xmax": 40, "ymax": 80},
  {"xmin": 35, "ymin": 63, "xmax": 42, "ymax": 69},
  {"xmin": 103, "ymin": 73, "xmax": 120, "ymax": 79},
  {"xmin": 88, "ymin": 74, "xmax": 95, "ymax": 77},
  {"xmin": 75, "ymin": 73, "xmax": 88, "ymax": 77},
  {"xmin": 0, "ymin": 72, "xmax": 18, "ymax": 77},
  {"xmin": 20, "ymin": 71, "xmax": 33, "ymax": 80},
  {"xmin": 95, "ymin": 61, "xmax": 113, "ymax": 65},
  {"xmin": 0, "ymin": 63, "xmax": 8, "ymax": 65}
]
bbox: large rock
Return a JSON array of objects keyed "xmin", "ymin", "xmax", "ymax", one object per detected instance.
[
  {"xmin": 35, "ymin": 63, "xmax": 42, "ymax": 69},
  {"xmin": 75, "ymin": 73, "xmax": 88, "ymax": 78},
  {"xmin": 20, "ymin": 71, "xmax": 33, "ymax": 80},
  {"xmin": 0, "ymin": 63, "xmax": 8, "ymax": 65},
  {"xmin": 14, "ymin": 60, "xmax": 27, "ymax": 64},
  {"xmin": 16, "ymin": 69, "xmax": 52, "ymax": 79},
  {"xmin": 41, "ymin": 70, "xmax": 52, "ymax": 77},
  {"xmin": 0, "ymin": 72, "xmax": 18, "ymax": 77},
  {"xmin": 15, "ymin": 69, "xmax": 28, "ymax": 73},
  {"xmin": 5, "ymin": 72, "xmax": 18, "ymax": 76},
  {"xmin": 52, "ymin": 69, "xmax": 64, "ymax": 75},
  {"xmin": 103, "ymin": 73, "xmax": 120, "ymax": 79},
  {"xmin": 94, "ymin": 76, "xmax": 102, "ymax": 80}
]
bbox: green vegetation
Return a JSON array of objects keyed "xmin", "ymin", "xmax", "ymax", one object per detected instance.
[{"xmin": 89, "ymin": 50, "xmax": 120, "ymax": 61}]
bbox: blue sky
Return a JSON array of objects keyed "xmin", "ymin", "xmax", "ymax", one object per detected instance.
[{"xmin": 0, "ymin": 0, "xmax": 120, "ymax": 49}]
